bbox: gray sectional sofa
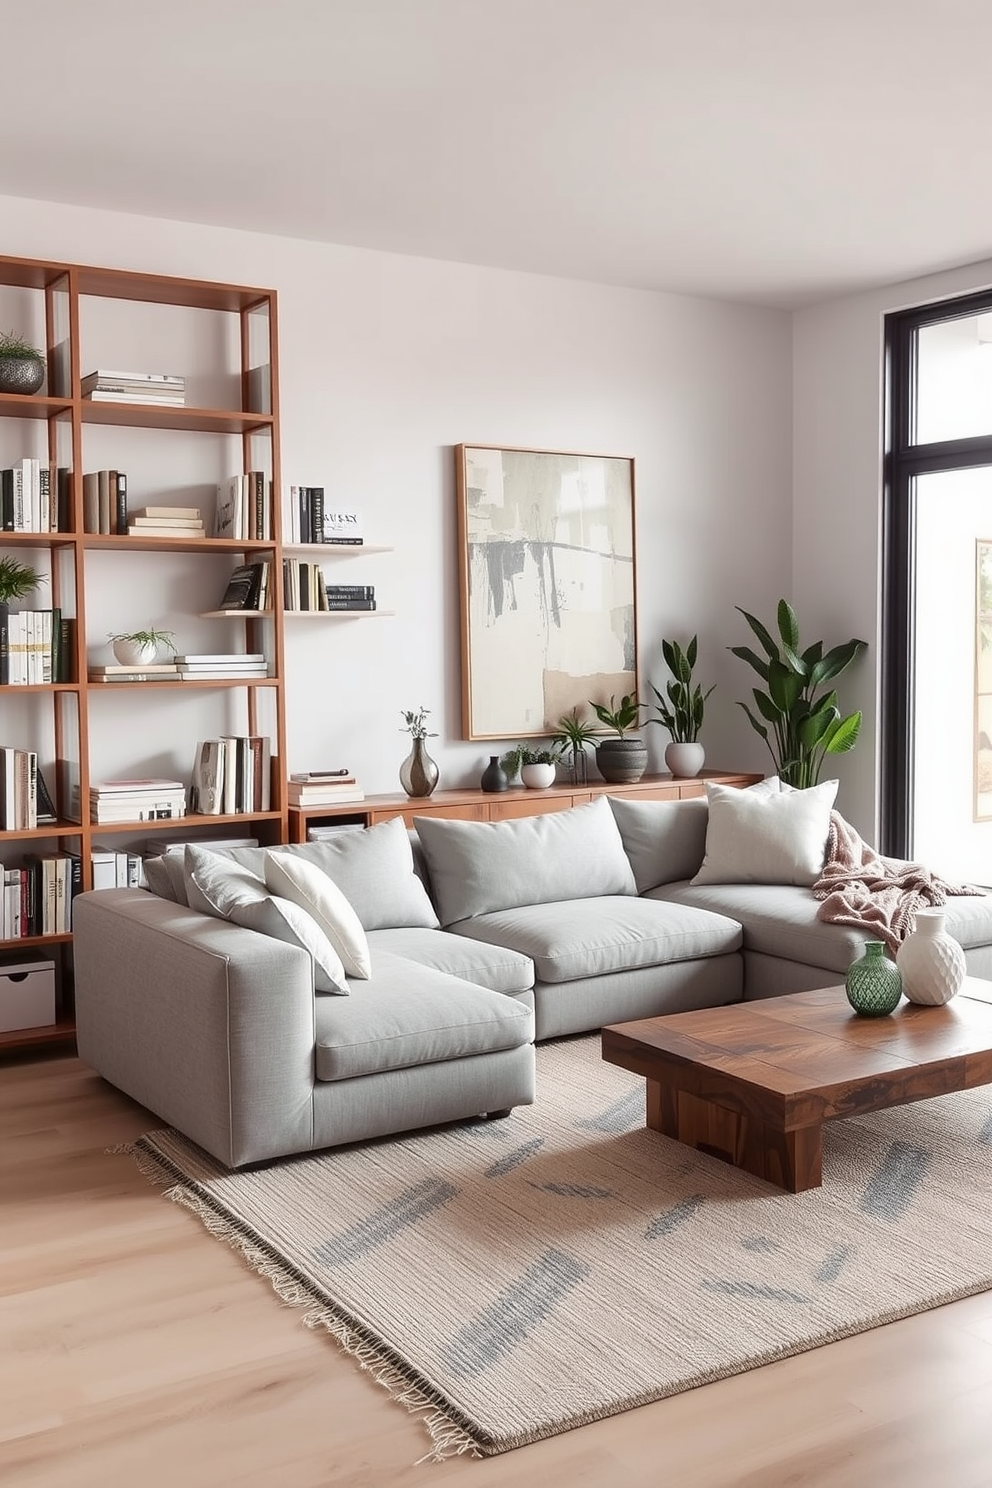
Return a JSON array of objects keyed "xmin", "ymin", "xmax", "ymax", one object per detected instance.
[{"xmin": 73, "ymin": 785, "xmax": 992, "ymax": 1169}]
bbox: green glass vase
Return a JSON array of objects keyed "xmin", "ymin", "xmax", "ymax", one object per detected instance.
[{"xmin": 845, "ymin": 941, "xmax": 903, "ymax": 1017}]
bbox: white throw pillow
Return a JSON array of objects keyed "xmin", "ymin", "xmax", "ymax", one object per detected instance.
[
  {"xmin": 264, "ymin": 850, "xmax": 372, "ymax": 980},
  {"xmin": 690, "ymin": 779, "xmax": 839, "ymax": 887},
  {"xmin": 183, "ymin": 844, "xmax": 349, "ymax": 994}
]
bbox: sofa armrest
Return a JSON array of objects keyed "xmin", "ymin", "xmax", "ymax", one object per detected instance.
[{"xmin": 73, "ymin": 889, "xmax": 316, "ymax": 1167}]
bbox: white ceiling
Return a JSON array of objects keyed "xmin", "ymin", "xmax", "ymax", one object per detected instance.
[{"xmin": 5, "ymin": 0, "xmax": 992, "ymax": 309}]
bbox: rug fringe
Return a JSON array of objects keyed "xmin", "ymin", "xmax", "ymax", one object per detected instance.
[{"xmin": 125, "ymin": 1142, "xmax": 481, "ymax": 1463}]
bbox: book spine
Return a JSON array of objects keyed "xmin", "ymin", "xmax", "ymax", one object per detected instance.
[
  {"xmin": 38, "ymin": 463, "xmax": 51, "ymax": 534},
  {"xmin": 0, "ymin": 600, "xmax": 8, "ymax": 686},
  {"xmin": 1, "ymin": 469, "xmax": 13, "ymax": 531},
  {"xmin": 309, "ymin": 486, "xmax": 324, "ymax": 543},
  {"xmin": 115, "ymin": 471, "xmax": 128, "ymax": 536}
]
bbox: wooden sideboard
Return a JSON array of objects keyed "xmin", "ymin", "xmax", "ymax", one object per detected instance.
[{"xmin": 287, "ymin": 769, "xmax": 762, "ymax": 842}]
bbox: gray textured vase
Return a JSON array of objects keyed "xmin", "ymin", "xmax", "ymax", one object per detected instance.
[
  {"xmin": 400, "ymin": 737, "xmax": 439, "ymax": 798},
  {"xmin": 0, "ymin": 356, "xmax": 45, "ymax": 395},
  {"xmin": 596, "ymin": 736, "xmax": 648, "ymax": 783}
]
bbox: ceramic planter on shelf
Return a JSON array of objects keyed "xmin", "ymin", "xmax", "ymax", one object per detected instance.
[
  {"xmin": 0, "ymin": 356, "xmax": 45, "ymax": 395},
  {"xmin": 112, "ymin": 638, "xmax": 159, "ymax": 666},
  {"xmin": 595, "ymin": 736, "xmax": 647, "ymax": 784},
  {"xmin": 665, "ymin": 741, "xmax": 705, "ymax": 778},
  {"xmin": 521, "ymin": 762, "xmax": 556, "ymax": 790}
]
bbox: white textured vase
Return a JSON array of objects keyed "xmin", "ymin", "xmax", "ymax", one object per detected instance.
[
  {"xmin": 665, "ymin": 741, "xmax": 705, "ymax": 778},
  {"xmin": 895, "ymin": 908, "xmax": 966, "ymax": 1005},
  {"xmin": 521, "ymin": 762, "xmax": 556, "ymax": 790},
  {"xmin": 112, "ymin": 638, "xmax": 158, "ymax": 665}
]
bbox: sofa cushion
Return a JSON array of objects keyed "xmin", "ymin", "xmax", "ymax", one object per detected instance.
[
  {"xmin": 414, "ymin": 796, "xmax": 637, "ymax": 925},
  {"xmin": 142, "ymin": 854, "xmax": 181, "ymax": 903},
  {"xmin": 449, "ymin": 895, "xmax": 742, "ymax": 984},
  {"xmin": 607, "ymin": 796, "xmax": 709, "ymax": 892},
  {"xmin": 653, "ymin": 880, "xmax": 992, "ymax": 973},
  {"xmin": 222, "ymin": 817, "xmax": 439, "ymax": 931},
  {"xmin": 182, "ymin": 844, "xmax": 349, "ymax": 994},
  {"xmin": 264, "ymin": 850, "xmax": 371, "ymax": 979},
  {"xmin": 367, "ymin": 926, "xmax": 535, "ymax": 994},
  {"xmin": 691, "ymin": 778, "xmax": 839, "ymax": 887},
  {"xmin": 315, "ymin": 951, "xmax": 534, "ymax": 1081}
]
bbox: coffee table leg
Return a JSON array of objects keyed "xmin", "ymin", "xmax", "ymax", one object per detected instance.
[{"xmin": 646, "ymin": 1080, "xmax": 823, "ymax": 1193}]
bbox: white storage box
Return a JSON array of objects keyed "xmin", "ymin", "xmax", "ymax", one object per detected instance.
[{"xmin": 0, "ymin": 956, "xmax": 56, "ymax": 1033}]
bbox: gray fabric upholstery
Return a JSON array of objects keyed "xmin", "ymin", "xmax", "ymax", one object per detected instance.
[
  {"xmin": 607, "ymin": 795, "xmax": 709, "ymax": 892},
  {"xmin": 448, "ymin": 896, "xmax": 741, "ymax": 983},
  {"xmin": 367, "ymin": 926, "xmax": 534, "ymax": 993},
  {"xmin": 533, "ymin": 954, "xmax": 743, "ymax": 1040},
  {"xmin": 316, "ymin": 951, "xmax": 534, "ymax": 1081},
  {"xmin": 414, "ymin": 795, "xmax": 636, "ymax": 925},
  {"xmin": 142, "ymin": 854, "xmax": 180, "ymax": 902}
]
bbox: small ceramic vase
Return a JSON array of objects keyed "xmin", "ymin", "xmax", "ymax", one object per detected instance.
[
  {"xmin": 665, "ymin": 741, "xmax": 705, "ymax": 778},
  {"xmin": 845, "ymin": 941, "xmax": 903, "ymax": 1017},
  {"xmin": 480, "ymin": 755, "xmax": 508, "ymax": 793},
  {"xmin": 399, "ymin": 737, "xmax": 439, "ymax": 798},
  {"xmin": 113, "ymin": 638, "xmax": 159, "ymax": 666},
  {"xmin": 521, "ymin": 762, "xmax": 556, "ymax": 789},
  {"xmin": 896, "ymin": 908, "xmax": 966, "ymax": 1005}
]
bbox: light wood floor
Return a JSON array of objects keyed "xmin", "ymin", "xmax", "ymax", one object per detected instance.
[{"xmin": 4, "ymin": 1055, "xmax": 992, "ymax": 1488}]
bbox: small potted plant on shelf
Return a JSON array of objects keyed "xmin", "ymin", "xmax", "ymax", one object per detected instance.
[
  {"xmin": 647, "ymin": 635, "xmax": 715, "ymax": 778},
  {"xmin": 0, "ymin": 555, "xmax": 45, "ymax": 604},
  {"xmin": 519, "ymin": 745, "xmax": 562, "ymax": 790},
  {"xmin": 107, "ymin": 627, "xmax": 177, "ymax": 666},
  {"xmin": 588, "ymin": 692, "xmax": 647, "ymax": 783},
  {"xmin": 552, "ymin": 708, "xmax": 599, "ymax": 786},
  {"xmin": 0, "ymin": 331, "xmax": 47, "ymax": 395}
]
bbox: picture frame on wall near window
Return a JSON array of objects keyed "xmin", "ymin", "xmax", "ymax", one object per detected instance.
[{"xmin": 455, "ymin": 443, "xmax": 637, "ymax": 740}]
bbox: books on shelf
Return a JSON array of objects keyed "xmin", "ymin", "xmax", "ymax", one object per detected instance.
[
  {"xmin": 142, "ymin": 833, "xmax": 260, "ymax": 857},
  {"xmin": 217, "ymin": 562, "xmax": 270, "ymax": 611},
  {"xmin": 325, "ymin": 598, "xmax": 377, "ymax": 611},
  {"xmin": 0, "ymin": 746, "xmax": 38, "ymax": 829},
  {"xmin": 284, "ymin": 487, "xmax": 365, "ymax": 546},
  {"xmin": 88, "ymin": 663, "xmax": 180, "ymax": 683},
  {"xmin": 81, "ymin": 370, "xmax": 185, "ymax": 406},
  {"xmin": 88, "ymin": 846, "xmax": 146, "ymax": 891},
  {"xmin": 1, "ymin": 852, "xmax": 79, "ymax": 937},
  {"xmin": 82, "ymin": 469, "xmax": 128, "ymax": 535},
  {"xmin": 191, "ymin": 737, "xmax": 272, "ymax": 815},
  {"xmin": 214, "ymin": 472, "xmax": 272, "ymax": 541},
  {"xmin": 289, "ymin": 770, "xmax": 356, "ymax": 783},
  {"xmin": 306, "ymin": 823, "xmax": 366, "ymax": 840},
  {"xmin": 1, "ymin": 607, "xmax": 69, "ymax": 686},
  {"xmin": 128, "ymin": 509, "xmax": 205, "ymax": 539},
  {"xmin": 83, "ymin": 777, "xmax": 187, "ymax": 824},
  {"xmin": 1, "ymin": 459, "xmax": 69, "ymax": 533},
  {"xmin": 287, "ymin": 780, "xmax": 366, "ymax": 805}
]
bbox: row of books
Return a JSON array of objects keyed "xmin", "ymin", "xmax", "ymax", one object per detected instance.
[
  {"xmin": 87, "ymin": 653, "xmax": 270, "ymax": 684},
  {"xmin": 0, "ymin": 748, "xmax": 57, "ymax": 830},
  {"xmin": 80, "ymin": 778, "xmax": 188, "ymax": 825},
  {"xmin": 82, "ymin": 369, "xmax": 185, "ymax": 407},
  {"xmin": 284, "ymin": 487, "xmax": 364, "ymax": 546},
  {"xmin": 282, "ymin": 561, "xmax": 377, "ymax": 612},
  {"xmin": 1, "ymin": 460, "xmax": 70, "ymax": 533},
  {"xmin": 1, "ymin": 852, "xmax": 79, "ymax": 939},
  {"xmin": 214, "ymin": 472, "xmax": 272, "ymax": 542},
  {"xmin": 218, "ymin": 561, "xmax": 272, "ymax": 611},
  {"xmin": 191, "ymin": 737, "xmax": 273, "ymax": 815},
  {"xmin": 0, "ymin": 609, "xmax": 73, "ymax": 687},
  {"xmin": 83, "ymin": 468, "xmax": 207, "ymax": 540},
  {"xmin": 288, "ymin": 769, "xmax": 365, "ymax": 806}
]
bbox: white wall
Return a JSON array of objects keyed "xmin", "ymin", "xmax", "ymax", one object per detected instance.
[
  {"xmin": 3, "ymin": 194, "xmax": 793, "ymax": 794},
  {"xmin": 794, "ymin": 256, "xmax": 992, "ymax": 839}
]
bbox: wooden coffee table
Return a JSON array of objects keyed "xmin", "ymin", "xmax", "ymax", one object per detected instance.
[{"xmin": 601, "ymin": 980, "xmax": 992, "ymax": 1192}]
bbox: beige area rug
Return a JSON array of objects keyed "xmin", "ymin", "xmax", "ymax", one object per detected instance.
[{"xmin": 131, "ymin": 1036, "xmax": 992, "ymax": 1460}]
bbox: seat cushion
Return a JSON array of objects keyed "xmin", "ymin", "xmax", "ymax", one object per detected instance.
[
  {"xmin": 315, "ymin": 951, "xmax": 534, "ymax": 1081},
  {"xmin": 448, "ymin": 895, "xmax": 742, "ymax": 984},
  {"xmin": 367, "ymin": 926, "xmax": 534, "ymax": 994}
]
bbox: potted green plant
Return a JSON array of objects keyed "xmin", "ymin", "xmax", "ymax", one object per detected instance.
[
  {"xmin": 0, "ymin": 331, "xmax": 46, "ymax": 395},
  {"xmin": 552, "ymin": 709, "xmax": 599, "ymax": 786},
  {"xmin": 519, "ymin": 745, "xmax": 562, "ymax": 790},
  {"xmin": 107, "ymin": 627, "xmax": 177, "ymax": 666},
  {"xmin": 647, "ymin": 635, "xmax": 715, "ymax": 778},
  {"xmin": 589, "ymin": 692, "xmax": 647, "ymax": 783},
  {"xmin": 730, "ymin": 599, "xmax": 867, "ymax": 788},
  {"xmin": 0, "ymin": 555, "xmax": 45, "ymax": 604}
]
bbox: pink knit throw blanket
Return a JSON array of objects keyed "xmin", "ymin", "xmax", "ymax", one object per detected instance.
[{"xmin": 812, "ymin": 810, "xmax": 983, "ymax": 958}]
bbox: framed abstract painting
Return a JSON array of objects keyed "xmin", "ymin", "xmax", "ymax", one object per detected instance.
[{"xmin": 455, "ymin": 444, "xmax": 637, "ymax": 739}]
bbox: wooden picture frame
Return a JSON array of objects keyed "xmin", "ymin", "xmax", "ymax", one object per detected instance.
[{"xmin": 455, "ymin": 443, "xmax": 637, "ymax": 740}]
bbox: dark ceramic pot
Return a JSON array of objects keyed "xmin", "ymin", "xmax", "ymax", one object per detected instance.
[
  {"xmin": 0, "ymin": 356, "xmax": 45, "ymax": 395},
  {"xmin": 596, "ymin": 736, "xmax": 648, "ymax": 783}
]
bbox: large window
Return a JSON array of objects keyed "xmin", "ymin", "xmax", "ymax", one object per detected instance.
[{"xmin": 884, "ymin": 292, "xmax": 992, "ymax": 884}]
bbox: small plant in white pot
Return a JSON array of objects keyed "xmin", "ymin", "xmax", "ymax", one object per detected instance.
[
  {"xmin": 647, "ymin": 635, "xmax": 715, "ymax": 778},
  {"xmin": 519, "ymin": 746, "xmax": 561, "ymax": 789},
  {"xmin": 107, "ymin": 627, "xmax": 176, "ymax": 666}
]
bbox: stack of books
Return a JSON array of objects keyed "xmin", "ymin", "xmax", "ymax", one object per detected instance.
[
  {"xmin": 190, "ymin": 737, "xmax": 272, "ymax": 815},
  {"xmin": 82, "ymin": 469, "xmax": 128, "ymax": 534},
  {"xmin": 86, "ymin": 778, "xmax": 187, "ymax": 824},
  {"xmin": 287, "ymin": 770, "xmax": 365, "ymax": 807},
  {"xmin": 284, "ymin": 488, "xmax": 364, "ymax": 546},
  {"xmin": 0, "ymin": 748, "xmax": 57, "ymax": 829},
  {"xmin": 88, "ymin": 662, "xmax": 180, "ymax": 684},
  {"xmin": 1, "ymin": 458, "xmax": 69, "ymax": 532},
  {"xmin": 214, "ymin": 472, "xmax": 272, "ymax": 541},
  {"xmin": 1, "ymin": 608, "xmax": 70, "ymax": 686},
  {"xmin": 282, "ymin": 558, "xmax": 328, "ymax": 611},
  {"xmin": 174, "ymin": 653, "xmax": 269, "ymax": 681},
  {"xmin": 216, "ymin": 562, "xmax": 271, "ymax": 611},
  {"xmin": 142, "ymin": 833, "xmax": 259, "ymax": 857},
  {"xmin": 129, "ymin": 505, "xmax": 205, "ymax": 540},
  {"xmin": 89, "ymin": 846, "xmax": 145, "ymax": 890},
  {"xmin": 325, "ymin": 584, "xmax": 376, "ymax": 612},
  {"xmin": 81, "ymin": 370, "xmax": 185, "ymax": 406}
]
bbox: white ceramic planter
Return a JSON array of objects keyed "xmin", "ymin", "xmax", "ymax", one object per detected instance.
[
  {"xmin": 665, "ymin": 741, "xmax": 705, "ymax": 778},
  {"xmin": 112, "ymin": 638, "xmax": 159, "ymax": 666},
  {"xmin": 521, "ymin": 762, "xmax": 556, "ymax": 789},
  {"xmin": 896, "ymin": 908, "xmax": 966, "ymax": 1004}
]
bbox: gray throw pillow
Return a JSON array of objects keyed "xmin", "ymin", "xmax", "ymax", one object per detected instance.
[
  {"xmin": 691, "ymin": 778, "xmax": 839, "ymax": 887},
  {"xmin": 414, "ymin": 795, "xmax": 637, "ymax": 926},
  {"xmin": 607, "ymin": 796, "xmax": 709, "ymax": 893}
]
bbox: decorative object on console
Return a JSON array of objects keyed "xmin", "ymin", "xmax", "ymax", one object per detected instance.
[
  {"xmin": 647, "ymin": 634, "xmax": 714, "ymax": 778},
  {"xmin": 590, "ymin": 692, "xmax": 648, "ymax": 783},
  {"xmin": 455, "ymin": 444, "xmax": 636, "ymax": 739},
  {"xmin": 0, "ymin": 331, "xmax": 46, "ymax": 394},
  {"xmin": 552, "ymin": 708, "xmax": 598, "ymax": 786},
  {"xmin": 896, "ymin": 908, "xmax": 967, "ymax": 1004},
  {"xmin": 519, "ymin": 748, "xmax": 560, "ymax": 789},
  {"xmin": 107, "ymin": 628, "xmax": 176, "ymax": 667},
  {"xmin": 845, "ymin": 940, "xmax": 903, "ymax": 1016},
  {"xmin": 399, "ymin": 706, "xmax": 439, "ymax": 798},
  {"xmin": 480, "ymin": 755, "xmax": 509, "ymax": 793},
  {"xmin": 730, "ymin": 598, "xmax": 867, "ymax": 788}
]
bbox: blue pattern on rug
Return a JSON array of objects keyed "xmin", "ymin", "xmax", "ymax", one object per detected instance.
[
  {"xmin": 703, "ymin": 1279, "xmax": 812, "ymax": 1303},
  {"xmin": 816, "ymin": 1244, "xmax": 853, "ymax": 1283},
  {"xmin": 860, "ymin": 1141, "xmax": 930, "ymax": 1220},
  {"xmin": 530, "ymin": 1182, "xmax": 614, "ymax": 1199},
  {"xmin": 645, "ymin": 1193, "xmax": 705, "ymax": 1239},
  {"xmin": 442, "ymin": 1248, "xmax": 590, "ymax": 1378},
  {"xmin": 979, "ymin": 1111, "xmax": 992, "ymax": 1144},
  {"xmin": 576, "ymin": 1087, "xmax": 644, "ymax": 1134},
  {"xmin": 742, "ymin": 1236, "xmax": 779, "ymax": 1252},
  {"xmin": 314, "ymin": 1178, "xmax": 458, "ymax": 1266},
  {"xmin": 484, "ymin": 1139, "xmax": 545, "ymax": 1178}
]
